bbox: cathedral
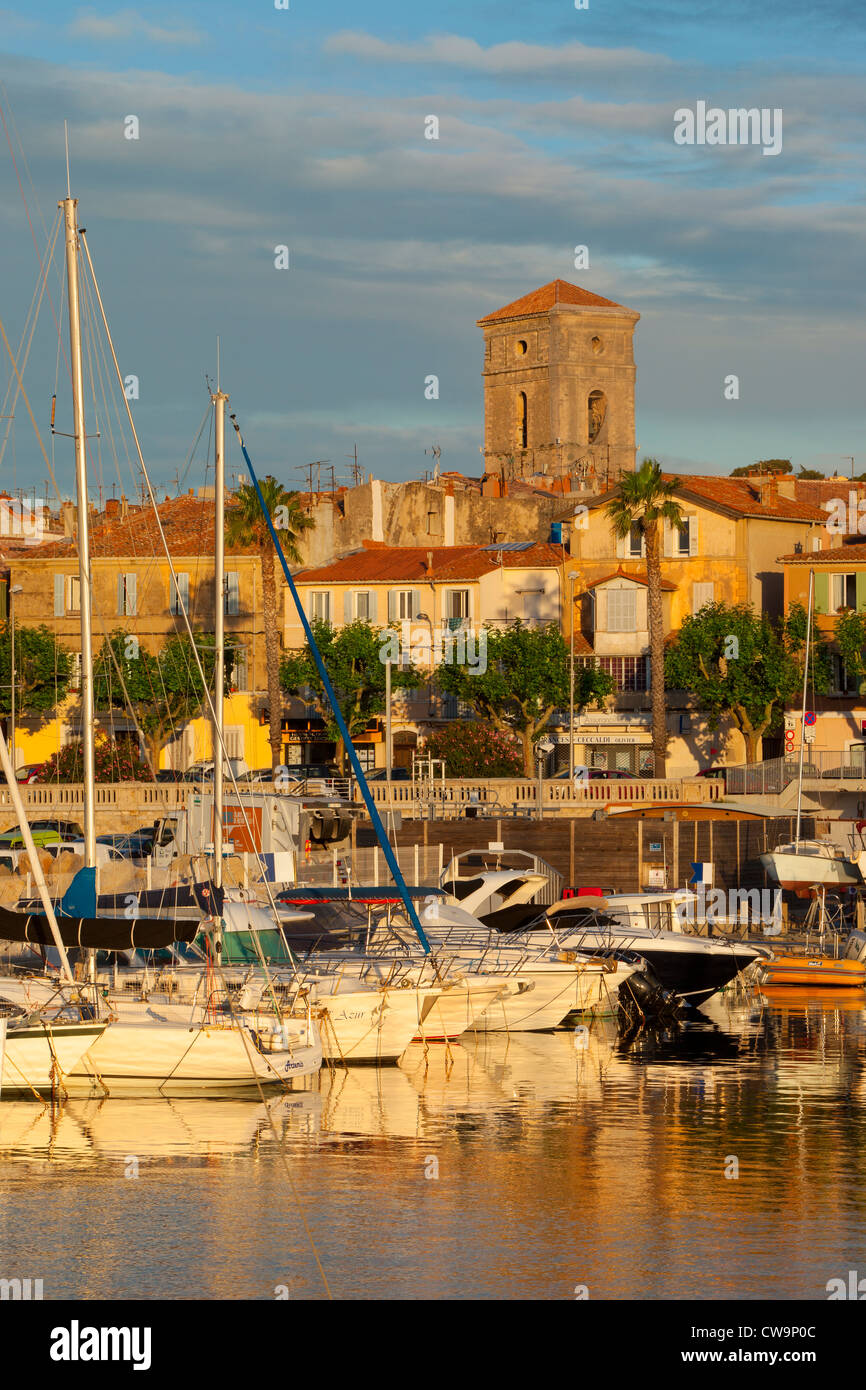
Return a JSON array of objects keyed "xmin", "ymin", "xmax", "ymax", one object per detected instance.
[{"xmin": 477, "ymin": 279, "xmax": 639, "ymax": 487}]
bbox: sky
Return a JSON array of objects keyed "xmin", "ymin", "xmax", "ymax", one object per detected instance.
[{"xmin": 0, "ymin": 0, "xmax": 864, "ymax": 501}]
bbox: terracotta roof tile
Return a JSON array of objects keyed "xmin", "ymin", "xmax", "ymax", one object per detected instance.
[
  {"xmin": 580, "ymin": 567, "xmax": 677, "ymax": 592},
  {"xmin": 477, "ymin": 279, "xmax": 631, "ymax": 325},
  {"xmin": 34, "ymin": 494, "xmax": 260, "ymax": 560},
  {"xmin": 296, "ymin": 543, "xmax": 566, "ymax": 585},
  {"xmin": 778, "ymin": 545, "xmax": 866, "ymax": 564}
]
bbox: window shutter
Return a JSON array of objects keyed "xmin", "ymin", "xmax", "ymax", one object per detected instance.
[
  {"xmin": 174, "ymin": 572, "xmax": 189, "ymax": 614},
  {"xmin": 856, "ymin": 573, "xmax": 866, "ymax": 614},
  {"xmin": 388, "ymin": 590, "xmax": 397, "ymax": 622},
  {"xmin": 368, "ymin": 591, "xmax": 378, "ymax": 624},
  {"xmin": 616, "ymin": 531, "xmax": 627, "ymax": 560},
  {"xmin": 344, "ymin": 590, "xmax": 353, "ymax": 624},
  {"xmin": 662, "ymin": 519, "xmax": 673, "ymax": 558},
  {"xmin": 117, "ymin": 573, "xmax": 124, "ymax": 615},
  {"xmin": 54, "ymin": 574, "xmax": 65, "ymax": 617},
  {"xmin": 225, "ymin": 572, "xmax": 239, "ymax": 616},
  {"xmin": 813, "ymin": 572, "xmax": 828, "ymax": 614},
  {"xmin": 688, "ymin": 517, "xmax": 698, "ymax": 556},
  {"xmin": 411, "ymin": 588, "xmax": 422, "ymax": 619},
  {"xmin": 127, "ymin": 572, "xmax": 137, "ymax": 616}
]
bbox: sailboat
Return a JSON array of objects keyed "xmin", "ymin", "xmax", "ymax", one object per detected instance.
[
  {"xmin": 756, "ymin": 571, "xmax": 866, "ymax": 987},
  {"xmin": 0, "ymin": 185, "xmax": 321, "ymax": 1091}
]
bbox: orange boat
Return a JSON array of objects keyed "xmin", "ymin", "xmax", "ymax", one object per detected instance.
[{"xmin": 757, "ymin": 954, "xmax": 866, "ymax": 989}]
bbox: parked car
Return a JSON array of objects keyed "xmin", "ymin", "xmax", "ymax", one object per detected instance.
[
  {"xmin": 96, "ymin": 830, "xmax": 155, "ymax": 858},
  {"xmin": 155, "ymin": 769, "xmax": 185, "ymax": 783},
  {"xmin": 14, "ymin": 763, "xmax": 44, "ymax": 784},
  {"xmin": 0, "ymin": 818, "xmax": 84, "ymax": 848},
  {"xmin": 554, "ymin": 767, "xmax": 639, "ymax": 781},
  {"xmin": 696, "ymin": 766, "xmax": 728, "ymax": 783}
]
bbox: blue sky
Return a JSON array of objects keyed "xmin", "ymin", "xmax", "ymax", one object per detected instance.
[{"xmin": 0, "ymin": 0, "xmax": 864, "ymax": 500}]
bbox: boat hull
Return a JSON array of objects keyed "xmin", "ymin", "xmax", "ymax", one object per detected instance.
[
  {"xmin": 758, "ymin": 956, "xmax": 866, "ymax": 989},
  {"xmin": 3, "ymin": 1021, "xmax": 107, "ymax": 1094}
]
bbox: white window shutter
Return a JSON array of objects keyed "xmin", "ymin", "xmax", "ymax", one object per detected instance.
[
  {"xmin": 388, "ymin": 590, "xmax": 397, "ymax": 622},
  {"xmin": 688, "ymin": 517, "xmax": 698, "ymax": 556},
  {"xmin": 54, "ymin": 574, "xmax": 65, "ymax": 617},
  {"xmin": 117, "ymin": 574, "xmax": 124, "ymax": 615},
  {"xmin": 616, "ymin": 531, "xmax": 627, "ymax": 560},
  {"xmin": 369, "ymin": 591, "xmax": 378, "ymax": 624},
  {"xmin": 127, "ymin": 572, "xmax": 137, "ymax": 616},
  {"xmin": 663, "ymin": 519, "xmax": 673, "ymax": 558},
  {"xmin": 225, "ymin": 572, "xmax": 239, "ymax": 615},
  {"xmin": 411, "ymin": 589, "xmax": 422, "ymax": 619},
  {"xmin": 344, "ymin": 590, "xmax": 353, "ymax": 624}
]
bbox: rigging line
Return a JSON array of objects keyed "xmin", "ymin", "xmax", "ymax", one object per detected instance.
[
  {"xmin": 230, "ymin": 412, "xmax": 433, "ymax": 958},
  {"xmin": 78, "ymin": 233, "xmax": 301, "ymax": 960},
  {"xmin": 0, "ymin": 92, "xmax": 72, "ymax": 385},
  {"xmin": 0, "ymin": 210, "xmax": 63, "ymax": 471}
]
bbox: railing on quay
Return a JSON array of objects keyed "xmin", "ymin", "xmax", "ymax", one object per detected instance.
[
  {"xmin": 725, "ymin": 753, "xmax": 866, "ymax": 797},
  {"xmin": 349, "ymin": 775, "xmax": 723, "ymax": 818}
]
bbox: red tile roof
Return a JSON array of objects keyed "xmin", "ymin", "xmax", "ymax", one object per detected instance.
[
  {"xmin": 580, "ymin": 567, "xmax": 677, "ymax": 592},
  {"xmin": 575, "ymin": 474, "xmax": 827, "ymax": 523},
  {"xmin": 671, "ymin": 475, "xmax": 826, "ymax": 521},
  {"xmin": 296, "ymin": 543, "xmax": 566, "ymax": 585},
  {"xmin": 477, "ymin": 279, "xmax": 630, "ymax": 325},
  {"xmin": 34, "ymin": 494, "xmax": 260, "ymax": 560},
  {"xmin": 778, "ymin": 544, "xmax": 866, "ymax": 564}
]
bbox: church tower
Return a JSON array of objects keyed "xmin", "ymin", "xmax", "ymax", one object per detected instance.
[{"xmin": 477, "ymin": 279, "xmax": 639, "ymax": 488}]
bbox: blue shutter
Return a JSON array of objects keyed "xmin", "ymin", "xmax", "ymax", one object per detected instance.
[{"xmin": 54, "ymin": 574, "xmax": 65, "ymax": 617}]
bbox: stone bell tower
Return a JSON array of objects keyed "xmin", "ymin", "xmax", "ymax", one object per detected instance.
[{"xmin": 477, "ymin": 279, "xmax": 639, "ymax": 488}]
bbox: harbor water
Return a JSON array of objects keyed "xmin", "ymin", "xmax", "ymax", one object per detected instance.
[{"xmin": 1, "ymin": 991, "xmax": 865, "ymax": 1301}]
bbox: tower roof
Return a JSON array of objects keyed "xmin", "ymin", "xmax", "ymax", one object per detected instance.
[{"xmin": 477, "ymin": 279, "xmax": 630, "ymax": 325}]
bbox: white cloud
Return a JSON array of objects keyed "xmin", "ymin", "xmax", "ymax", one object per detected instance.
[
  {"xmin": 68, "ymin": 8, "xmax": 204, "ymax": 47},
  {"xmin": 324, "ymin": 30, "xmax": 674, "ymax": 80}
]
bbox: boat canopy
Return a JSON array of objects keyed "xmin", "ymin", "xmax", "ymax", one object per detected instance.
[{"xmin": 0, "ymin": 904, "xmax": 199, "ymax": 950}]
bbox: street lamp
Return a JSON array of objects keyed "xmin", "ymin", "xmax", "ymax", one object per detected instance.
[
  {"xmin": 9, "ymin": 584, "xmax": 22, "ymax": 777},
  {"xmin": 536, "ymin": 736, "xmax": 555, "ymax": 821}
]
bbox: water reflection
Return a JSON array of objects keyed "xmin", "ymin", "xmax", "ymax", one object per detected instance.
[{"xmin": 1, "ymin": 994, "xmax": 865, "ymax": 1299}]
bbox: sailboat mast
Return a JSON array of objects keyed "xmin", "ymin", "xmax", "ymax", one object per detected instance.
[
  {"xmin": 61, "ymin": 195, "xmax": 96, "ymax": 867},
  {"xmin": 794, "ymin": 567, "xmax": 814, "ymax": 849},
  {"xmin": 212, "ymin": 386, "xmax": 228, "ymax": 895}
]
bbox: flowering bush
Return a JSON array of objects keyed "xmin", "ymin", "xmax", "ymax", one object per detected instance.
[
  {"xmin": 40, "ymin": 735, "xmax": 154, "ymax": 783},
  {"xmin": 424, "ymin": 720, "xmax": 523, "ymax": 778}
]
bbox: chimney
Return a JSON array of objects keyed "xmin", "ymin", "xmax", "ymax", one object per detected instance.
[
  {"xmin": 104, "ymin": 497, "xmax": 120, "ymax": 518},
  {"xmin": 759, "ymin": 476, "xmax": 779, "ymax": 507},
  {"xmin": 481, "ymin": 473, "xmax": 500, "ymax": 499},
  {"xmin": 61, "ymin": 500, "xmax": 76, "ymax": 538},
  {"xmin": 120, "ymin": 493, "xmax": 129, "ymax": 521},
  {"xmin": 425, "ymin": 550, "xmax": 435, "ymax": 574}
]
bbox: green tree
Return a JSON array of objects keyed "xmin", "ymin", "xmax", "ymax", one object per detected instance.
[
  {"xmin": 40, "ymin": 732, "xmax": 153, "ymax": 783},
  {"xmin": 280, "ymin": 620, "xmax": 423, "ymax": 772},
  {"xmin": 664, "ymin": 600, "xmax": 830, "ymax": 762},
  {"xmin": 796, "ymin": 468, "xmax": 825, "ymax": 480},
  {"xmin": 93, "ymin": 629, "xmax": 231, "ymax": 771},
  {"xmin": 606, "ymin": 458, "xmax": 683, "ymax": 776},
  {"xmin": 834, "ymin": 610, "xmax": 866, "ymax": 693},
  {"xmin": 225, "ymin": 480, "xmax": 314, "ymax": 773},
  {"xmin": 730, "ymin": 459, "xmax": 793, "ymax": 477},
  {"xmin": 0, "ymin": 624, "xmax": 74, "ymax": 720},
  {"xmin": 423, "ymin": 720, "xmax": 524, "ymax": 778},
  {"xmin": 435, "ymin": 622, "xmax": 613, "ymax": 777}
]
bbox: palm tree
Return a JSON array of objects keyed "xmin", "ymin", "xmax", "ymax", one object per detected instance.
[
  {"xmin": 225, "ymin": 479, "xmax": 314, "ymax": 772},
  {"xmin": 606, "ymin": 459, "xmax": 683, "ymax": 778}
]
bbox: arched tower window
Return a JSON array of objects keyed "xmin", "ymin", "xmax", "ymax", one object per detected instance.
[
  {"xmin": 588, "ymin": 390, "xmax": 606, "ymax": 442},
  {"xmin": 517, "ymin": 391, "xmax": 528, "ymax": 448}
]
